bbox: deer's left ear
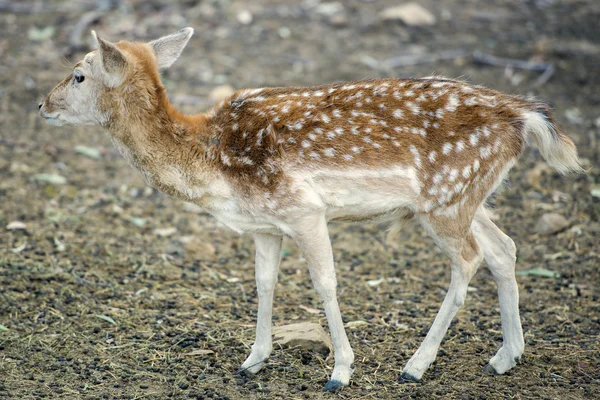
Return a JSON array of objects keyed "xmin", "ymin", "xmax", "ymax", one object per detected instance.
[
  {"xmin": 91, "ymin": 30, "xmax": 127, "ymax": 87},
  {"xmin": 148, "ymin": 27, "xmax": 194, "ymax": 70}
]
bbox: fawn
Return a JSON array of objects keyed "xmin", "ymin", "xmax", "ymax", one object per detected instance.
[{"xmin": 40, "ymin": 28, "xmax": 581, "ymax": 390}]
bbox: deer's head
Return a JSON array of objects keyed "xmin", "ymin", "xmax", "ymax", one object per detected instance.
[{"xmin": 39, "ymin": 28, "xmax": 194, "ymax": 127}]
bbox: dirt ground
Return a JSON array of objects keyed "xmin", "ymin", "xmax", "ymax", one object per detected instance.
[{"xmin": 1, "ymin": 0, "xmax": 599, "ymax": 399}]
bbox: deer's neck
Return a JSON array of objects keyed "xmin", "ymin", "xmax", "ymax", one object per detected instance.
[{"xmin": 106, "ymin": 94, "xmax": 223, "ymax": 204}]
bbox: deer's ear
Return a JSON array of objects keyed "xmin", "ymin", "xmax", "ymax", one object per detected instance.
[
  {"xmin": 91, "ymin": 30, "xmax": 127, "ymax": 86},
  {"xmin": 148, "ymin": 27, "xmax": 194, "ymax": 70}
]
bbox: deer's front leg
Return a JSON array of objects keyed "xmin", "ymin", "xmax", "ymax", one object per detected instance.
[
  {"xmin": 291, "ymin": 213, "xmax": 354, "ymax": 391},
  {"xmin": 239, "ymin": 232, "xmax": 282, "ymax": 375}
]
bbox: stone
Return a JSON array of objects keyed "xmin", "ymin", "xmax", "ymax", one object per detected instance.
[
  {"xmin": 379, "ymin": 3, "xmax": 436, "ymax": 26},
  {"xmin": 315, "ymin": 2, "xmax": 345, "ymax": 17},
  {"xmin": 182, "ymin": 236, "xmax": 216, "ymax": 260},
  {"xmin": 154, "ymin": 227, "xmax": 177, "ymax": 237},
  {"xmin": 273, "ymin": 322, "xmax": 332, "ymax": 355},
  {"xmin": 535, "ymin": 213, "xmax": 569, "ymax": 235},
  {"xmin": 237, "ymin": 10, "xmax": 253, "ymax": 25},
  {"xmin": 6, "ymin": 221, "xmax": 27, "ymax": 231}
]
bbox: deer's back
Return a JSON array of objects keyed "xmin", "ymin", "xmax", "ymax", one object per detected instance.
[{"xmin": 205, "ymin": 78, "xmax": 531, "ymax": 214}]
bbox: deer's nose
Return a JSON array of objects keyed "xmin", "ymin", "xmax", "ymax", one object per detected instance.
[{"xmin": 38, "ymin": 103, "xmax": 43, "ymax": 110}]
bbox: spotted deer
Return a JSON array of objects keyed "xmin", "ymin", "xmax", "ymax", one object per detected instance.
[{"xmin": 39, "ymin": 28, "xmax": 582, "ymax": 390}]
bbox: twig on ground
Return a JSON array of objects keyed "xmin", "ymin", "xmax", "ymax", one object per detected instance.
[
  {"xmin": 472, "ymin": 50, "xmax": 553, "ymax": 72},
  {"xmin": 72, "ymin": 269, "xmax": 109, "ymax": 287},
  {"xmin": 472, "ymin": 50, "xmax": 555, "ymax": 86},
  {"xmin": 533, "ymin": 64, "xmax": 555, "ymax": 87},
  {"xmin": 382, "ymin": 49, "xmax": 467, "ymax": 69}
]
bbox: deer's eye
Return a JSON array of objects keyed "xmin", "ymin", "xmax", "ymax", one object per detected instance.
[{"xmin": 74, "ymin": 74, "xmax": 85, "ymax": 83}]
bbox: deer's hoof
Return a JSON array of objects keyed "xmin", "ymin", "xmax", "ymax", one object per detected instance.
[
  {"xmin": 398, "ymin": 372, "xmax": 420, "ymax": 384},
  {"xmin": 323, "ymin": 379, "xmax": 346, "ymax": 392},
  {"xmin": 483, "ymin": 363, "xmax": 498, "ymax": 375}
]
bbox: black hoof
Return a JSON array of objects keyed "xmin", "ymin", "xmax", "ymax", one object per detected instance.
[
  {"xmin": 234, "ymin": 368, "xmax": 256, "ymax": 378},
  {"xmin": 398, "ymin": 372, "xmax": 420, "ymax": 384},
  {"xmin": 483, "ymin": 363, "xmax": 498, "ymax": 375},
  {"xmin": 323, "ymin": 379, "xmax": 346, "ymax": 392}
]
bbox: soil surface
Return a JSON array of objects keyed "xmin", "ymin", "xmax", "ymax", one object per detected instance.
[{"xmin": 1, "ymin": 1, "xmax": 599, "ymax": 399}]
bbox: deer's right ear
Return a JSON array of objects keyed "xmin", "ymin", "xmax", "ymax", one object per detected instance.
[{"xmin": 91, "ymin": 30, "xmax": 127, "ymax": 86}]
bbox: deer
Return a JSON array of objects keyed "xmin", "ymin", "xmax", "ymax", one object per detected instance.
[{"xmin": 39, "ymin": 28, "xmax": 582, "ymax": 391}]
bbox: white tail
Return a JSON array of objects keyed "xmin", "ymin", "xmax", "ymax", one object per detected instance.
[{"xmin": 522, "ymin": 110, "xmax": 583, "ymax": 174}]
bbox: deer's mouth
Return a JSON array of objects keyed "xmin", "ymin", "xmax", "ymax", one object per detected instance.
[{"xmin": 41, "ymin": 112, "xmax": 66, "ymax": 126}]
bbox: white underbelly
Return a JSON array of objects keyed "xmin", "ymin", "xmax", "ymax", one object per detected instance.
[
  {"xmin": 306, "ymin": 166, "xmax": 420, "ymax": 222},
  {"xmin": 200, "ymin": 165, "xmax": 422, "ymax": 235}
]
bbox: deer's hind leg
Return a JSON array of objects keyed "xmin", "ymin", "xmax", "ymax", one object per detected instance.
[
  {"xmin": 400, "ymin": 213, "xmax": 484, "ymax": 382},
  {"xmin": 472, "ymin": 207, "xmax": 524, "ymax": 374}
]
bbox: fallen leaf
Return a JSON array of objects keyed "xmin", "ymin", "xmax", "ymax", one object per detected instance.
[
  {"xmin": 543, "ymin": 252, "xmax": 564, "ymax": 260},
  {"xmin": 186, "ymin": 349, "xmax": 214, "ymax": 356},
  {"xmin": 12, "ymin": 241, "xmax": 27, "ymax": 253},
  {"xmin": 299, "ymin": 305, "xmax": 323, "ymax": 314},
  {"xmin": 96, "ymin": 315, "xmax": 116, "ymax": 325},
  {"xmin": 54, "ymin": 237, "xmax": 66, "ymax": 252},
  {"xmin": 516, "ymin": 268, "xmax": 560, "ymax": 278},
  {"xmin": 0, "ymin": 324, "xmax": 8, "ymax": 332},
  {"xmin": 345, "ymin": 320, "xmax": 368, "ymax": 328},
  {"xmin": 130, "ymin": 217, "xmax": 146, "ymax": 228},
  {"xmin": 154, "ymin": 227, "xmax": 177, "ymax": 237},
  {"xmin": 33, "ymin": 173, "xmax": 67, "ymax": 185},
  {"xmin": 367, "ymin": 278, "xmax": 384, "ymax": 287},
  {"xmin": 75, "ymin": 145, "xmax": 101, "ymax": 159}
]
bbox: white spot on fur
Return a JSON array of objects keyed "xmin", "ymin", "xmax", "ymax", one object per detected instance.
[
  {"xmin": 442, "ymin": 143, "xmax": 453, "ymax": 154},
  {"xmin": 462, "ymin": 165, "xmax": 471, "ymax": 178},
  {"xmin": 469, "ymin": 132, "xmax": 480, "ymax": 146},
  {"xmin": 409, "ymin": 145, "xmax": 421, "ymax": 168},
  {"xmin": 480, "ymin": 145, "xmax": 492, "ymax": 159},
  {"xmin": 455, "ymin": 140, "xmax": 465, "ymax": 152},
  {"xmin": 445, "ymin": 93, "xmax": 460, "ymax": 112},
  {"xmin": 406, "ymin": 102, "xmax": 420, "ymax": 115},
  {"xmin": 448, "ymin": 169, "xmax": 459, "ymax": 182},
  {"xmin": 428, "ymin": 151, "xmax": 437, "ymax": 163}
]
